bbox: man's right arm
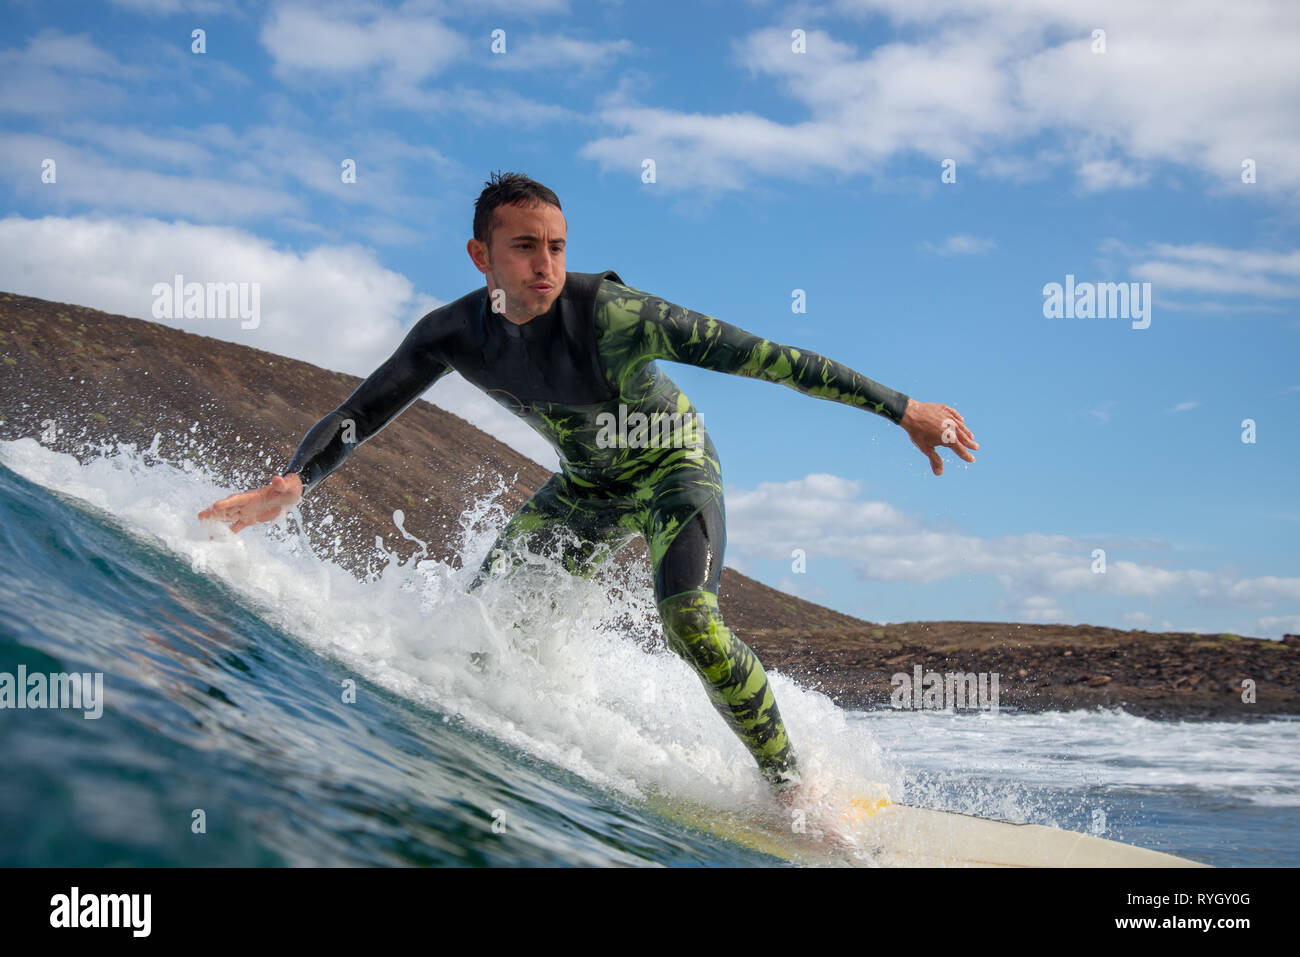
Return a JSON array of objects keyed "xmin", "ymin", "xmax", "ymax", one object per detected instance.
[{"xmin": 283, "ymin": 313, "xmax": 452, "ymax": 494}]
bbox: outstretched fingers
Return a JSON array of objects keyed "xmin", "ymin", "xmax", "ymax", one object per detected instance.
[
  {"xmin": 919, "ymin": 406, "xmax": 980, "ymax": 474},
  {"xmin": 943, "ymin": 429, "xmax": 977, "ymax": 464},
  {"xmin": 927, "ymin": 447, "xmax": 944, "ymax": 475},
  {"xmin": 911, "ymin": 433, "xmax": 945, "ymax": 476},
  {"xmin": 199, "ymin": 488, "xmax": 254, "ymax": 519},
  {"xmin": 940, "ymin": 407, "xmax": 979, "ymax": 454},
  {"xmin": 197, "ymin": 486, "xmax": 278, "ymax": 528}
]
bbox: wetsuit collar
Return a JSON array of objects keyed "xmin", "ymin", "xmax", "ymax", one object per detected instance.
[{"xmin": 487, "ymin": 288, "xmax": 558, "ymax": 339}]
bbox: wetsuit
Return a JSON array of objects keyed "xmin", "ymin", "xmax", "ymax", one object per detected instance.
[{"xmin": 282, "ymin": 270, "xmax": 910, "ymax": 790}]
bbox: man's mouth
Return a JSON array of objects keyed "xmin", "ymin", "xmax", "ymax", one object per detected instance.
[{"xmin": 530, "ymin": 282, "xmax": 552, "ymax": 293}]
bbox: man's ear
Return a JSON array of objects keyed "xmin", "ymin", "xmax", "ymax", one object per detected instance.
[{"xmin": 467, "ymin": 238, "xmax": 490, "ymax": 273}]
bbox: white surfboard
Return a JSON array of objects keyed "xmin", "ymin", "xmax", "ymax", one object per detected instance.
[{"xmin": 649, "ymin": 794, "xmax": 1208, "ymax": 867}]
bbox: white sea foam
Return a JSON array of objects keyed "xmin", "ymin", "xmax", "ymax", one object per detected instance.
[
  {"xmin": 851, "ymin": 706, "xmax": 1300, "ymax": 810},
  {"xmin": 0, "ymin": 435, "xmax": 901, "ymax": 817},
  {"xmin": 5, "ymin": 432, "xmax": 1296, "ymax": 836}
]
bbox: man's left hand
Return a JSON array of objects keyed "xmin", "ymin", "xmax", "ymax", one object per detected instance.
[{"xmin": 900, "ymin": 400, "xmax": 979, "ymax": 476}]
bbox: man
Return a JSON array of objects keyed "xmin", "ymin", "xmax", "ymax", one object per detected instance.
[{"xmin": 198, "ymin": 171, "xmax": 978, "ymax": 821}]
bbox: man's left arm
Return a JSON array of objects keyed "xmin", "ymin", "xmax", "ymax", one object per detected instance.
[
  {"xmin": 618, "ymin": 282, "xmax": 910, "ymax": 422},
  {"xmin": 599, "ymin": 280, "xmax": 979, "ymax": 474}
]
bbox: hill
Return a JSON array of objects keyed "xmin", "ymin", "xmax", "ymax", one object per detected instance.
[{"xmin": 2, "ymin": 289, "xmax": 1295, "ymax": 718}]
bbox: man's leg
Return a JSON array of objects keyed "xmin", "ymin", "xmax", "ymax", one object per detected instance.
[
  {"xmin": 467, "ymin": 472, "xmax": 635, "ymax": 593},
  {"xmin": 647, "ymin": 496, "xmax": 800, "ymax": 792}
]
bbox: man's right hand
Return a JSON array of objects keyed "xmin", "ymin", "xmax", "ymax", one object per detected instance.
[{"xmin": 197, "ymin": 473, "xmax": 303, "ymax": 535}]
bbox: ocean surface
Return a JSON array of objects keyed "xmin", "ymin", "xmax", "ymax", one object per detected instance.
[{"xmin": 0, "ymin": 435, "xmax": 1296, "ymax": 867}]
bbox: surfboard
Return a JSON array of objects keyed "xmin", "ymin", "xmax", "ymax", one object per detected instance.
[{"xmin": 649, "ymin": 794, "xmax": 1208, "ymax": 867}]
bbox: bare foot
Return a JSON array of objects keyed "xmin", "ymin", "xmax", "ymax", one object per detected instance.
[{"xmin": 774, "ymin": 775, "xmax": 861, "ymax": 852}]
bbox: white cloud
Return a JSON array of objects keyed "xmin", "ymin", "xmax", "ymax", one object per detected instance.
[
  {"xmin": 723, "ymin": 468, "xmax": 1300, "ymax": 612},
  {"xmin": 1119, "ymin": 241, "xmax": 1300, "ymax": 299},
  {"xmin": 259, "ymin": 7, "xmax": 588, "ymax": 124},
  {"xmin": 998, "ymin": 594, "xmax": 1071, "ymax": 624},
  {"xmin": 258, "ymin": 4, "xmax": 621, "ymax": 115},
  {"xmin": 0, "ymin": 133, "xmax": 303, "ymax": 221},
  {"xmin": 776, "ymin": 576, "xmax": 829, "ymax": 600},
  {"xmin": 1076, "ymin": 158, "xmax": 1149, "ymax": 192},
  {"xmin": 1, "ymin": 29, "xmax": 136, "ymax": 77},
  {"xmin": 108, "ymin": 0, "xmax": 237, "ymax": 12},
  {"xmin": 380, "ymin": 85, "xmax": 584, "ymax": 126},
  {"xmin": 484, "ymin": 33, "xmax": 635, "ymax": 73},
  {"xmin": 0, "ymin": 122, "xmax": 452, "ymax": 237},
  {"xmin": 0, "ymin": 214, "xmax": 560, "ymax": 468},
  {"xmin": 724, "ymin": 473, "xmax": 912, "ymax": 551},
  {"xmin": 1257, "ymin": 615, "xmax": 1300, "ymax": 638},
  {"xmin": 0, "ymin": 30, "xmax": 140, "ymax": 115},
  {"xmin": 1089, "ymin": 400, "xmax": 1118, "ymax": 423},
  {"xmin": 1170, "ymin": 401, "xmax": 1200, "ymax": 413},
  {"xmin": 260, "ymin": 4, "xmax": 465, "ymax": 85},
  {"xmin": 920, "ymin": 234, "xmax": 997, "ymax": 256},
  {"xmin": 0, "ymin": 27, "xmax": 254, "ymax": 120},
  {"xmin": 581, "ymin": 2, "xmax": 1300, "ymax": 196}
]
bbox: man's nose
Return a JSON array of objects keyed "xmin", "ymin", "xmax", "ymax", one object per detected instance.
[{"xmin": 533, "ymin": 247, "xmax": 559, "ymax": 275}]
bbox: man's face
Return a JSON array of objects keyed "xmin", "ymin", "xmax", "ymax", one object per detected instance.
[{"xmin": 467, "ymin": 201, "xmax": 567, "ymax": 323}]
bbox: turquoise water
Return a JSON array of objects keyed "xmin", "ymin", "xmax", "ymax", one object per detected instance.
[{"xmin": 0, "ymin": 437, "xmax": 1295, "ymax": 866}]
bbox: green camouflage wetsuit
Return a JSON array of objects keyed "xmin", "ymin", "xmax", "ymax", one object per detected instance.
[{"xmin": 282, "ymin": 269, "xmax": 911, "ymax": 791}]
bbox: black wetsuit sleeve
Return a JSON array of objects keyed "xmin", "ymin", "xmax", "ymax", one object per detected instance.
[
  {"xmin": 600, "ymin": 280, "xmax": 911, "ymax": 424},
  {"xmin": 281, "ymin": 314, "xmax": 452, "ymax": 494}
]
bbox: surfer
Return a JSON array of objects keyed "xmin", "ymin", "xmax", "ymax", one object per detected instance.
[{"xmin": 198, "ymin": 171, "xmax": 979, "ymax": 827}]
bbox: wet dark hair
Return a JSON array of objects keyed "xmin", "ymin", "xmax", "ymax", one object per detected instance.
[{"xmin": 473, "ymin": 170, "xmax": 563, "ymax": 250}]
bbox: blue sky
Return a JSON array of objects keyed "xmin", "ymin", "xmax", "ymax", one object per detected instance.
[{"xmin": 1, "ymin": 0, "xmax": 1297, "ymax": 637}]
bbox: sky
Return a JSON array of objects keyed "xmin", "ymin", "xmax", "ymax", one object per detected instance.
[{"xmin": 0, "ymin": 0, "xmax": 1297, "ymax": 638}]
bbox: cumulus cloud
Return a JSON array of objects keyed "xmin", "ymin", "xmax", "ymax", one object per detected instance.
[
  {"xmin": 725, "ymin": 473, "xmax": 912, "ymax": 550},
  {"xmin": 723, "ymin": 470, "xmax": 1300, "ymax": 615}
]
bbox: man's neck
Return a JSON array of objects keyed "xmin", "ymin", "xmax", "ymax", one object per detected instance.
[{"xmin": 489, "ymin": 289, "xmax": 549, "ymax": 326}]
